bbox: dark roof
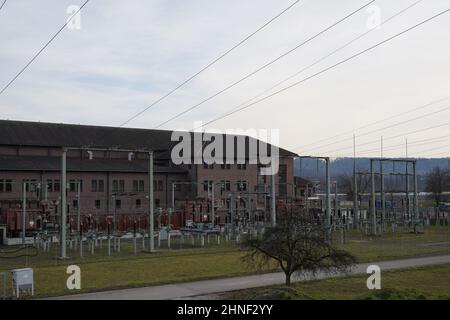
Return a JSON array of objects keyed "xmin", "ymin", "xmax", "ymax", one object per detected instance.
[
  {"xmin": 0, "ymin": 120, "xmax": 298, "ymax": 158},
  {"xmin": 0, "ymin": 156, "xmax": 187, "ymax": 174}
]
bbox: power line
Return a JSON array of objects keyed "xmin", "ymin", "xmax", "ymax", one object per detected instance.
[
  {"xmin": 118, "ymin": 0, "xmax": 302, "ymax": 127},
  {"xmin": 294, "ymin": 95, "xmax": 449, "ymax": 152},
  {"xmin": 301, "ymin": 103, "xmax": 450, "ymax": 153},
  {"xmin": 357, "ymin": 134, "xmax": 450, "ymax": 154},
  {"xmin": 0, "ymin": 0, "xmax": 90, "ymax": 96},
  {"xmin": 196, "ymin": 9, "xmax": 450, "ymax": 133},
  {"xmin": 319, "ymin": 121, "xmax": 450, "ymax": 156},
  {"xmin": 202, "ymin": 0, "xmax": 425, "ymax": 132},
  {"xmin": 154, "ymin": 0, "xmax": 375, "ymax": 129},
  {"xmin": 337, "ymin": 135, "xmax": 450, "ymax": 157},
  {"xmin": 0, "ymin": 0, "xmax": 7, "ymax": 11},
  {"xmin": 420, "ymin": 148, "xmax": 450, "ymax": 158}
]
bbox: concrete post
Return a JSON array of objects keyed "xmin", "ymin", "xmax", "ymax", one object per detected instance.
[
  {"xmin": 211, "ymin": 183, "xmax": 215, "ymax": 227},
  {"xmin": 60, "ymin": 148, "xmax": 67, "ymax": 259},
  {"xmin": 413, "ymin": 161, "xmax": 419, "ymax": 231},
  {"xmin": 370, "ymin": 159, "xmax": 376, "ymax": 236},
  {"xmin": 22, "ymin": 181, "xmax": 26, "ymax": 245},
  {"xmin": 380, "ymin": 160, "xmax": 385, "ymax": 235},
  {"xmin": 271, "ymin": 165, "xmax": 276, "ymax": 226},
  {"xmin": 325, "ymin": 158, "xmax": 331, "ymax": 231},
  {"xmin": 353, "ymin": 134, "xmax": 359, "ymax": 229},
  {"xmin": 148, "ymin": 151, "xmax": 155, "ymax": 252}
]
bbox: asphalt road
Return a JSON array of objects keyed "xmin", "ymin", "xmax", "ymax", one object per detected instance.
[{"xmin": 49, "ymin": 254, "xmax": 450, "ymax": 300}]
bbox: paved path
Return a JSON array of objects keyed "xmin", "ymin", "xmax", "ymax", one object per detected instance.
[{"xmin": 50, "ymin": 254, "xmax": 450, "ymax": 300}]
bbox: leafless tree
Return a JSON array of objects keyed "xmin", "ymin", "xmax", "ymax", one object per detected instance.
[
  {"xmin": 241, "ymin": 211, "xmax": 355, "ymax": 286},
  {"xmin": 426, "ymin": 167, "xmax": 450, "ymax": 206}
]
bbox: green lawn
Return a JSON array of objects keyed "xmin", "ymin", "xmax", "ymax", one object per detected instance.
[
  {"xmin": 0, "ymin": 226, "xmax": 448, "ymax": 299},
  {"xmin": 222, "ymin": 264, "xmax": 450, "ymax": 300}
]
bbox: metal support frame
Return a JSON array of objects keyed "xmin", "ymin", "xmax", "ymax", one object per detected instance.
[
  {"xmin": 58, "ymin": 146, "xmax": 159, "ymax": 258},
  {"xmin": 367, "ymin": 158, "xmax": 418, "ymax": 237},
  {"xmin": 297, "ymin": 156, "xmax": 332, "ymax": 230}
]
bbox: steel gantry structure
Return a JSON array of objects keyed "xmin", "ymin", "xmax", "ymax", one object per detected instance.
[
  {"xmin": 59, "ymin": 146, "xmax": 164, "ymax": 259},
  {"xmin": 360, "ymin": 158, "xmax": 419, "ymax": 236}
]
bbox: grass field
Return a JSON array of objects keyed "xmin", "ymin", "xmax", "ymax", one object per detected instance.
[
  {"xmin": 221, "ymin": 264, "xmax": 450, "ymax": 300},
  {"xmin": 0, "ymin": 226, "xmax": 448, "ymax": 298}
]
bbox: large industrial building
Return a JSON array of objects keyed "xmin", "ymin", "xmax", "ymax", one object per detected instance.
[{"xmin": 0, "ymin": 120, "xmax": 309, "ymax": 242}]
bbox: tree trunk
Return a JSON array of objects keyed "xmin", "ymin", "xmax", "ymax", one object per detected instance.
[{"xmin": 285, "ymin": 273, "xmax": 291, "ymax": 286}]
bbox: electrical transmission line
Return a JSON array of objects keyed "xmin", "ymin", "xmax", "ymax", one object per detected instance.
[
  {"xmin": 0, "ymin": 0, "xmax": 7, "ymax": 11},
  {"xmin": 198, "ymin": 0, "xmax": 425, "ymax": 132},
  {"xmin": 317, "ymin": 121, "xmax": 450, "ymax": 156},
  {"xmin": 195, "ymin": 9, "xmax": 450, "ymax": 133},
  {"xmin": 154, "ymin": 0, "xmax": 375, "ymax": 129},
  {"xmin": 118, "ymin": 0, "xmax": 302, "ymax": 127},
  {"xmin": 0, "ymin": 0, "xmax": 90, "ymax": 96},
  {"xmin": 336, "ymin": 135, "xmax": 450, "ymax": 157},
  {"xmin": 301, "ymin": 103, "xmax": 450, "ymax": 153}
]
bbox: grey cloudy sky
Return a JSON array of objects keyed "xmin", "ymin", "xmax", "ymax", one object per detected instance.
[{"xmin": 0, "ymin": 0, "xmax": 449, "ymax": 158}]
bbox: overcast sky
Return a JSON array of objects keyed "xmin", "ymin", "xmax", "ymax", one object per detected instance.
[{"xmin": 0, "ymin": 0, "xmax": 449, "ymax": 158}]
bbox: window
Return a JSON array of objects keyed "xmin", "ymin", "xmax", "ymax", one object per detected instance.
[
  {"xmin": 95, "ymin": 200, "xmax": 101, "ymax": 209},
  {"xmin": 98, "ymin": 180, "xmax": 104, "ymax": 192},
  {"xmin": 73, "ymin": 199, "xmax": 78, "ymax": 209},
  {"xmin": 155, "ymin": 199, "xmax": 161, "ymax": 207},
  {"xmin": 46, "ymin": 179, "xmax": 53, "ymax": 192},
  {"xmin": 69, "ymin": 180, "xmax": 82, "ymax": 192},
  {"xmin": 91, "ymin": 180, "xmax": 98, "ymax": 192},
  {"xmin": 133, "ymin": 180, "xmax": 145, "ymax": 192},
  {"xmin": 136, "ymin": 199, "xmax": 141, "ymax": 209},
  {"xmin": 0, "ymin": 179, "xmax": 10, "ymax": 193},
  {"xmin": 237, "ymin": 181, "xmax": 247, "ymax": 191},
  {"xmin": 203, "ymin": 180, "xmax": 209, "ymax": 192},
  {"xmin": 54, "ymin": 180, "xmax": 60, "ymax": 192},
  {"xmin": 221, "ymin": 164, "xmax": 225, "ymax": 169},
  {"xmin": 237, "ymin": 164, "xmax": 246, "ymax": 170},
  {"xmin": 203, "ymin": 163, "xmax": 209, "ymax": 169},
  {"xmin": 112, "ymin": 180, "xmax": 118, "ymax": 193},
  {"xmin": 112, "ymin": 180, "xmax": 124, "ymax": 193},
  {"xmin": 115, "ymin": 199, "xmax": 121, "ymax": 209},
  {"xmin": 226, "ymin": 164, "xmax": 231, "ymax": 169},
  {"xmin": 220, "ymin": 180, "xmax": 231, "ymax": 193},
  {"xmin": 153, "ymin": 180, "xmax": 163, "ymax": 192}
]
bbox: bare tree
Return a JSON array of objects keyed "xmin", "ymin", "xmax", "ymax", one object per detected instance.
[
  {"xmin": 241, "ymin": 212, "xmax": 355, "ymax": 286},
  {"xmin": 426, "ymin": 167, "xmax": 450, "ymax": 206}
]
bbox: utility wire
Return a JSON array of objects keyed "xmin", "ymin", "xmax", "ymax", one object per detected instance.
[
  {"xmin": 0, "ymin": 0, "xmax": 7, "ymax": 11},
  {"xmin": 318, "ymin": 121, "xmax": 450, "ymax": 156},
  {"xmin": 336, "ymin": 135, "xmax": 450, "ymax": 157},
  {"xmin": 154, "ymin": 0, "xmax": 375, "ymax": 129},
  {"xmin": 118, "ymin": 0, "xmax": 302, "ymax": 127},
  {"xmin": 199, "ymin": 0, "xmax": 425, "ymax": 132},
  {"xmin": 0, "ymin": 0, "xmax": 90, "ymax": 96},
  {"xmin": 301, "ymin": 104, "xmax": 450, "ymax": 153},
  {"xmin": 197, "ymin": 9, "xmax": 450, "ymax": 133},
  {"xmin": 357, "ymin": 134, "xmax": 450, "ymax": 154}
]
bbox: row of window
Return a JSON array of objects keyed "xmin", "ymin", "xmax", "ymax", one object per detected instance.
[
  {"xmin": 72, "ymin": 198, "xmax": 162, "ymax": 210},
  {"xmin": 202, "ymin": 164, "xmax": 247, "ymax": 170},
  {"xmin": 0, "ymin": 179, "xmax": 165, "ymax": 194},
  {"xmin": 202, "ymin": 180, "xmax": 248, "ymax": 192}
]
